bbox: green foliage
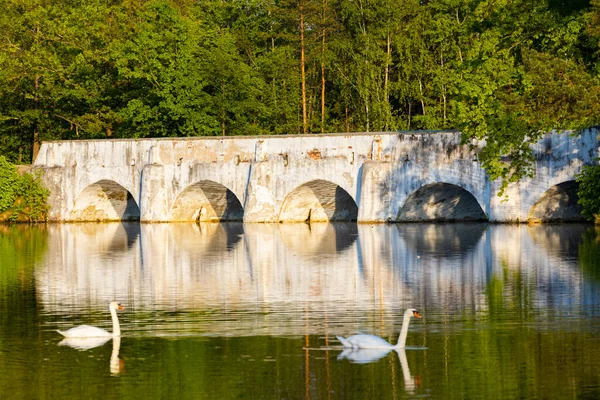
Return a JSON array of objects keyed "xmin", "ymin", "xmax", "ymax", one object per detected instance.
[
  {"xmin": 576, "ymin": 161, "xmax": 600, "ymax": 221},
  {"xmin": 0, "ymin": 156, "xmax": 49, "ymax": 222},
  {"xmin": 0, "ymin": 0, "xmax": 599, "ymax": 187},
  {"xmin": 0, "ymin": 156, "xmax": 20, "ymax": 211}
]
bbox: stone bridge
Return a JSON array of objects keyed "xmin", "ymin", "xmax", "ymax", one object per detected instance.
[{"xmin": 34, "ymin": 130, "xmax": 599, "ymax": 223}]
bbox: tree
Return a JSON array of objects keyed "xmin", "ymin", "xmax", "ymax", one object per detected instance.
[
  {"xmin": 1, "ymin": 0, "xmax": 599, "ymax": 187},
  {"xmin": 449, "ymin": 0, "xmax": 600, "ymax": 193},
  {"xmin": 0, "ymin": 0, "xmax": 125, "ymax": 162},
  {"xmin": 576, "ymin": 162, "xmax": 600, "ymax": 223}
]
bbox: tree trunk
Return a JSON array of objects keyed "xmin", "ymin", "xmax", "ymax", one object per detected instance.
[
  {"xmin": 32, "ymin": 74, "xmax": 40, "ymax": 163},
  {"xmin": 222, "ymin": 81, "xmax": 226, "ymax": 136},
  {"xmin": 345, "ymin": 106, "xmax": 349, "ymax": 133},
  {"xmin": 384, "ymin": 34, "xmax": 391, "ymax": 130},
  {"xmin": 419, "ymin": 79, "xmax": 426, "ymax": 115},
  {"xmin": 441, "ymin": 52, "xmax": 446, "ymax": 125},
  {"xmin": 300, "ymin": 0, "xmax": 308, "ymax": 134},
  {"xmin": 320, "ymin": 0, "xmax": 327, "ymax": 133}
]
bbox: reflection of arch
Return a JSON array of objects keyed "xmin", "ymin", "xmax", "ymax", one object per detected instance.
[
  {"xmin": 171, "ymin": 222, "xmax": 244, "ymax": 255},
  {"xmin": 396, "ymin": 223, "xmax": 487, "ymax": 256},
  {"xmin": 171, "ymin": 181, "xmax": 243, "ymax": 222},
  {"xmin": 398, "ymin": 183, "xmax": 487, "ymax": 222},
  {"xmin": 70, "ymin": 180, "xmax": 140, "ymax": 221},
  {"xmin": 279, "ymin": 222, "xmax": 358, "ymax": 255},
  {"xmin": 64, "ymin": 223, "xmax": 141, "ymax": 258},
  {"xmin": 527, "ymin": 181, "xmax": 586, "ymax": 223},
  {"xmin": 279, "ymin": 180, "xmax": 358, "ymax": 222},
  {"xmin": 527, "ymin": 224, "xmax": 589, "ymax": 260}
]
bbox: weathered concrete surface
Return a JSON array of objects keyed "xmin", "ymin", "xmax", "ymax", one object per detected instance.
[{"xmin": 33, "ymin": 129, "xmax": 600, "ymax": 223}]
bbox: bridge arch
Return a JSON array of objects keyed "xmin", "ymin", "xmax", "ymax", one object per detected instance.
[
  {"xmin": 278, "ymin": 179, "xmax": 358, "ymax": 222},
  {"xmin": 171, "ymin": 180, "xmax": 244, "ymax": 222},
  {"xmin": 69, "ymin": 180, "xmax": 140, "ymax": 221},
  {"xmin": 527, "ymin": 181, "xmax": 586, "ymax": 223},
  {"xmin": 397, "ymin": 182, "xmax": 487, "ymax": 222}
]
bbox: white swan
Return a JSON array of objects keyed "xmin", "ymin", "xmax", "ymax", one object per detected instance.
[
  {"xmin": 336, "ymin": 308, "xmax": 421, "ymax": 349},
  {"xmin": 58, "ymin": 336, "xmax": 111, "ymax": 350},
  {"xmin": 57, "ymin": 302, "xmax": 124, "ymax": 338}
]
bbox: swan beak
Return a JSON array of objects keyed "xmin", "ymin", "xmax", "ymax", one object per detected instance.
[
  {"xmin": 118, "ymin": 304, "xmax": 125, "ymax": 311},
  {"xmin": 413, "ymin": 311, "xmax": 422, "ymax": 319}
]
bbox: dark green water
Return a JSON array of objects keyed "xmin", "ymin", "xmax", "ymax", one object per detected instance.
[{"xmin": 1, "ymin": 223, "xmax": 599, "ymax": 399}]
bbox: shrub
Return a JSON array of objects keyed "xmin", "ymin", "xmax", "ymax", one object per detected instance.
[
  {"xmin": 0, "ymin": 156, "xmax": 49, "ymax": 222},
  {"xmin": 576, "ymin": 161, "xmax": 600, "ymax": 223},
  {"xmin": 0, "ymin": 157, "xmax": 20, "ymax": 212}
]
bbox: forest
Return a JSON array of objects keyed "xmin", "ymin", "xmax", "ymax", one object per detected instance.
[{"xmin": 1, "ymin": 0, "xmax": 600, "ymax": 188}]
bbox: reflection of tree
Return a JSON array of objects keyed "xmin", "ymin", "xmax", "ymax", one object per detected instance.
[
  {"xmin": 579, "ymin": 227, "xmax": 600, "ymax": 282},
  {"xmin": 485, "ymin": 261, "xmax": 534, "ymax": 321},
  {"xmin": 0, "ymin": 225, "xmax": 47, "ymax": 369},
  {"xmin": 0, "ymin": 224, "xmax": 47, "ymax": 300},
  {"xmin": 417, "ymin": 321, "xmax": 600, "ymax": 399}
]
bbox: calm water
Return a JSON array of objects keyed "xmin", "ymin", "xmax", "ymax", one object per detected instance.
[{"xmin": 1, "ymin": 222, "xmax": 600, "ymax": 399}]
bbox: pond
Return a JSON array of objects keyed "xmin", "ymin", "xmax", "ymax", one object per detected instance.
[{"xmin": 1, "ymin": 222, "xmax": 599, "ymax": 399}]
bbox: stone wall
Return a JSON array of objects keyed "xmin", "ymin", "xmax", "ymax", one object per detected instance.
[{"xmin": 33, "ymin": 129, "xmax": 600, "ymax": 223}]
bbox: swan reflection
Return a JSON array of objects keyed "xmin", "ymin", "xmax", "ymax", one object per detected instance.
[
  {"xmin": 337, "ymin": 347, "xmax": 418, "ymax": 393},
  {"xmin": 337, "ymin": 347, "xmax": 393, "ymax": 364},
  {"xmin": 110, "ymin": 337, "xmax": 123, "ymax": 376},
  {"xmin": 398, "ymin": 348, "xmax": 416, "ymax": 394},
  {"xmin": 57, "ymin": 336, "xmax": 124, "ymax": 376}
]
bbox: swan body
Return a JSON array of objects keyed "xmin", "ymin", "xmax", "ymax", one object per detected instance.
[
  {"xmin": 337, "ymin": 333, "xmax": 396, "ymax": 349},
  {"xmin": 57, "ymin": 302, "xmax": 124, "ymax": 338},
  {"xmin": 337, "ymin": 308, "xmax": 421, "ymax": 350},
  {"xmin": 58, "ymin": 336, "xmax": 112, "ymax": 350}
]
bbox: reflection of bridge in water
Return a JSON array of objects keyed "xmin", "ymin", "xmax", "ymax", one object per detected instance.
[{"xmin": 36, "ymin": 223, "xmax": 596, "ymax": 336}]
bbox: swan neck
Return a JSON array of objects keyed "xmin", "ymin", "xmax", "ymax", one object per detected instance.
[
  {"xmin": 395, "ymin": 312, "xmax": 411, "ymax": 349},
  {"xmin": 110, "ymin": 306, "xmax": 121, "ymax": 336}
]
